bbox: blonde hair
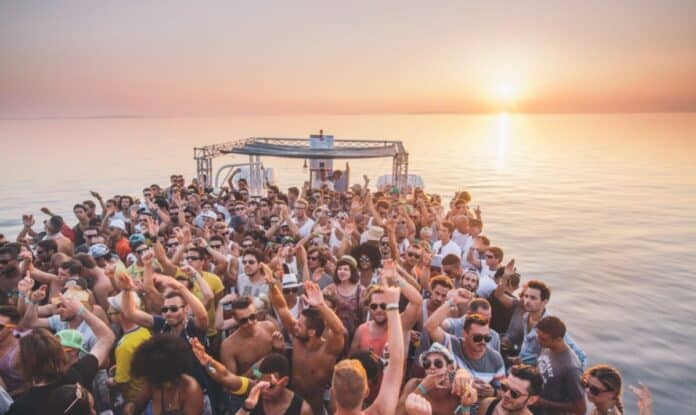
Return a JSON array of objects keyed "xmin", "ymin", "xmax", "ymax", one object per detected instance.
[{"xmin": 332, "ymin": 359, "xmax": 368, "ymax": 410}]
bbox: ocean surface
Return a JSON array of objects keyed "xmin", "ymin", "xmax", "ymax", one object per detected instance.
[{"xmin": 1, "ymin": 113, "xmax": 695, "ymax": 413}]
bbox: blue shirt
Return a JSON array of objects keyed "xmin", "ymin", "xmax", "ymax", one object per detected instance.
[{"xmin": 519, "ymin": 309, "xmax": 587, "ymax": 368}]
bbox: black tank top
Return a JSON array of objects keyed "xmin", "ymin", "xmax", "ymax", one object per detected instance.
[
  {"xmin": 252, "ymin": 392, "xmax": 304, "ymax": 415},
  {"xmin": 484, "ymin": 398, "xmax": 501, "ymax": 415}
]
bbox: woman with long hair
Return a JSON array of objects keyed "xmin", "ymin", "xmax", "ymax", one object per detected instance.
[
  {"xmin": 323, "ymin": 255, "xmax": 364, "ymax": 340},
  {"xmin": 582, "ymin": 364, "xmax": 653, "ymax": 415}
]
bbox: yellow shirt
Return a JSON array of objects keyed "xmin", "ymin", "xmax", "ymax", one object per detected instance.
[
  {"xmin": 175, "ymin": 268, "xmax": 224, "ymax": 337},
  {"xmin": 114, "ymin": 326, "xmax": 151, "ymax": 401}
]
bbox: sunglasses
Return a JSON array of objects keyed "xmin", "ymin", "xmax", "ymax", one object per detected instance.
[
  {"xmin": 485, "ymin": 254, "xmax": 495, "ymax": 259},
  {"xmin": 0, "ymin": 323, "xmax": 16, "ymax": 331},
  {"xmin": 581, "ymin": 378, "xmax": 609, "ymax": 396},
  {"xmin": 359, "ymin": 256, "xmax": 371, "ymax": 262},
  {"xmin": 167, "ymin": 242, "xmax": 179, "ymax": 248},
  {"xmin": 369, "ymin": 303, "xmax": 387, "ymax": 311},
  {"xmin": 283, "ymin": 287, "xmax": 299, "ymax": 294},
  {"xmin": 242, "ymin": 243, "xmax": 254, "ymax": 249},
  {"xmin": 185, "ymin": 256, "xmax": 201, "ymax": 261},
  {"xmin": 500, "ymin": 380, "xmax": 527, "ymax": 399},
  {"xmin": 308, "ymin": 256, "xmax": 319, "ymax": 261},
  {"xmin": 422, "ymin": 358, "xmax": 445, "ymax": 370},
  {"xmin": 210, "ymin": 244, "xmax": 223, "ymax": 249},
  {"xmin": 471, "ymin": 334, "xmax": 492, "ymax": 343},
  {"xmin": 407, "ymin": 252, "xmax": 421, "ymax": 259},
  {"xmin": 0, "ymin": 259, "xmax": 11, "ymax": 265},
  {"xmin": 242, "ymin": 260, "xmax": 257, "ymax": 265},
  {"xmin": 135, "ymin": 249, "xmax": 148, "ymax": 255},
  {"xmin": 161, "ymin": 305, "xmax": 182, "ymax": 314},
  {"xmin": 380, "ymin": 241, "xmax": 390, "ymax": 247},
  {"xmin": 237, "ymin": 313, "xmax": 257, "ymax": 325}
]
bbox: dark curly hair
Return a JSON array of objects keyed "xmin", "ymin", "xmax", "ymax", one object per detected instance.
[{"xmin": 131, "ymin": 334, "xmax": 192, "ymax": 386}]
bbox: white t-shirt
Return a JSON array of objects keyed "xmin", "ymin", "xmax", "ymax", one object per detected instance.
[
  {"xmin": 476, "ymin": 262, "xmax": 497, "ymax": 297},
  {"xmin": 293, "ymin": 217, "xmax": 315, "ymax": 239},
  {"xmin": 432, "ymin": 240, "xmax": 462, "ymax": 259}
]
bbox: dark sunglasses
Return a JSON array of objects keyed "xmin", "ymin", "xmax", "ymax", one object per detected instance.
[
  {"xmin": 500, "ymin": 380, "xmax": 527, "ymax": 399},
  {"xmin": 581, "ymin": 378, "xmax": 609, "ymax": 396},
  {"xmin": 167, "ymin": 242, "xmax": 179, "ymax": 248},
  {"xmin": 308, "ymin": 256, "xmax": 319, "ymax": 261},
  {"xmin": 369, "ymin": 303, "xmax": 387, "ymax": 311},
  {"xmin": 407, "ymin": 252, "xmax": 421, "ymax": 259},
  {"xmin": 161, "ymin": 305, "xmax": 181, "ymax": 313},
  {"xmin": 471, "ymin": 334, "xmax": 492, "ymax": 343},
  {"xmin": 485, "ymin": 254, "xmax": 495, "ymax": 259},
  {"xmin": 135, "ymin": 249, "xmax": 148, "ymax": 255},
  {"xmin": 242, "ymin": 260, "xmax": 257, "ymax": 265},
  {"xmin": 0, "ymin": 259, "xmax": 11, "ymax": 265},
  {"xmin": 241, "ymin": 243, "xmax": 254, "ymax": 248},
  {"xmin": 185, "ymin": 256, "xmax": 201, "ymax": 261},
  {"xmin": 210, "ymin": 244, "xmax": 223, "ymax": 249},
  {"xmin": 380, "ymin": 241, "xmax": 390, "ymax": 247},
  {"xmin": 0, "ymin": 323, "xmax": 16, "ymax": 331},
  {"xmin": 283, "ymin": 287, "xmax": 299, "ymax": 294},
  {"xmin": 422, "ymin": 358, "xmax": 445, "ymax": 370},
  {"xmin": 237, "ymin": 313, "xmax": 257, "ymax": 325}
]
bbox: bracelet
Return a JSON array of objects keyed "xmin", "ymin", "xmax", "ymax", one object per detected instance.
[
  {"xmin": 454, "ymin": 405, "xmax": 470, "ymax": 414},
  {"xmin": 77, "ymin": 306, "xmax": 87, "ymax": 317},
  {"xmin": 385, "ymin": 303, "xmax": 399, "ymax": 311},
  {"xmin": 229, "ymin": 376, "xmax": 250, "ymax": 396},
  {"xmin": 447, "ymin": 299, "xmax": 455, "ymax": 308},
  {"xmin": 206, "ymin": 361, "xmax": 217, "ymax": 374},
  {"xmin": 417, "ymin": 383, "xmax": 428, "ymax": 395}
]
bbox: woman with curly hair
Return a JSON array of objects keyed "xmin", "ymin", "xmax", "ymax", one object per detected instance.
[
  {"xmin": 123, "ymin": 334, "xmax": 204, "ymax": 415},
  {"xmin": 323, "ymin": 255, "xmax": 365, "ymax": 339}
]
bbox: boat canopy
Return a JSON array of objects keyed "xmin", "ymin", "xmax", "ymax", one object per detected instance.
[{"xmin": 221, "ymin": 141, "xmax": 399, "ymax": 159}]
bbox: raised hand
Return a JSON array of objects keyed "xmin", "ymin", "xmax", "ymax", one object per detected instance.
[
  {"xmin": 302, "ymin": 281, "xmax": 325, "ymax": 307},
  {"xmin": 404, "ymin": 393, "xmax": 432, "ymax": 415},
  {"xmin": 21, "ymin": 214, "xmax": 35, "ymax": 228},
  {"xmin": 89, "ymin": 190, "xmax": 102, "ymax": 200},
  {"xmin": 381, "ymin": 284, "xmax": 401, "ymax": 305},
  {"xmin": 629, "ymin": 383, "xmax": 653, "ymax": 414},
  {"xmin": 141, "ymin": 249, "xmax": 154, "ymax": 266},
  {"xmin": 40, "ymin": 207, "xmax": 52, "ymax": 216},
  {"xmin": 116, "ymin": 272, "xmax": 136, "ymax": 291},
  {"xmin": 420, "ymin": 372, "xmax": 449, "ymax": 391},
  {"xmin": 447, "ymin": 288, "xmax": 473, "ymax": 306},
  {"xmin": 381, "ymin": 259, "xmax": 398, "ymax": 286},
  {"xmin": 30, "ymin": 284, "xmax": 48, "ymax": 303},
  {"xmin": 504, "ymin": 258, "xmax": 516, "ymax": 277},
  {"xmin": 451, "ymin": 370, "xmax": 477, "ymax": 405},
  {"xmin": 18, "ymin": 275, "xmax": 35, "ymax": 295},
  {"xmin": 271, "ymin": 331, "xmax": 285, "ymax": 350},
  {"xmin": 245, "ymin": 381, "xmax": 270, "ymax": 409},
  {"xmin": 145, "ymin": 216, "xmax": 159, "ymax": 237},
  {"xmin": 190, "ymin": 338, "xmax": 212, "ymax": 366}
]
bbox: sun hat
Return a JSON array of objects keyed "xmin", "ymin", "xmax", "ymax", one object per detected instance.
[
  {"xmin": 107, "ymin": 290, "xmax": 141, "ymax": 312},
  {"xmin": 366, "ymin": 226, "xmax": 385, "ymax": 242},
  {"xmin": 281, "ymin": 274, "xmax": 302, "ymax": 289},
  {"xmin": 419, "ymin": 342, "xmax": 455, "ymax": 367}
]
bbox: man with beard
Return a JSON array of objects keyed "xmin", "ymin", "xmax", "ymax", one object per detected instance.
[
  {"xmin": 0, "ymin": 247, "xmax": 22, "ymax": 306},
  {"xmin": 291, "ymin": 199, "xmax": 315, "ymax": 239},
  {"xmin": 269, "ymin": 279, "xmax": 346, "ymax": 415},
  {"xmin": 441, "ymin": 254, "xmax": 478, "ymax": 292},
  {"xmin": 478, "ymin": 364, "xmax": 543, "ymax": 415},
  {"xmin": 237, "ymin": 249, "xmax": 270, "ymax": 298},
  {"xmin": 220, "ymin": 296, "xmax": 284, "ymax": 375}
]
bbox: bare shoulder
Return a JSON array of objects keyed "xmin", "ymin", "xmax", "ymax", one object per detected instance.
[
  {"xmin": 261, "ymin": 320, "xmax": 278, "ymax": 333},
  {"xmin": 300, "ymin": 400, "xmax": 313, "ymax": 415},
  {"xmin": 478, "ymin": 397, "xmax": 495, "ymax": 414}
]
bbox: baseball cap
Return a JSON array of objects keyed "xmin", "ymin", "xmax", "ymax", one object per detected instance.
[
  {"xmin": 88, "ymin": 244, "xmax": 110, "ymax": 259},
  {"xmin": 56, "ymin": 329, "xmax": 88, "ymax": 354}
]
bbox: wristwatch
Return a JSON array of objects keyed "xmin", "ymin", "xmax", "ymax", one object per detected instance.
[{"xmin": 385, "ymin": 303, "xmax": 399, "ymax": 311}]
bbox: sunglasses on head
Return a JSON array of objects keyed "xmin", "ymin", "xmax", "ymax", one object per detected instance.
[
  {"xmin": 471, "ymin": 334, "xmax": 492, "ymax": 343},
  {"xmin": 581, "ymin": 377, "xmax": 610, "ymax": 396},
  {"xmin": 500, "ymin": 380, "xmax": 527, "ymax": 399},
  {"xmin": 422, "ymin": 358, "xmax": 445, "ymax": 370},
  {"xmin": 369, "ymin": 303, "xmax": 387, "ymax": 311},
  {"xmin": 161, "ymin": 305, "xmax": 181, "ymax": 314},
  {"xmin": 237, "ymin": 313, "xmax": 257, "ymax": 325}
]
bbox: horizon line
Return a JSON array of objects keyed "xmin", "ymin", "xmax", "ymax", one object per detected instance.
[{"xmin": 2, "ymin": 109, "xmax": 696, "ymax": 120}]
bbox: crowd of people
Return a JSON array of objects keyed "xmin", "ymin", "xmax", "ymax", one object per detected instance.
[{"xmin": 0, "ymin": 172, "xmax": 654, "ymax": 415}]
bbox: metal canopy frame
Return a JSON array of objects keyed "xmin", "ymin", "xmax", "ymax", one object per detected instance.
[{"xmin": 194, "ymin": 135, "xmax": 409, "ymax": 193}]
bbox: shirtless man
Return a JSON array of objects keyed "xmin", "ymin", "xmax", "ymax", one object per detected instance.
[
  {"xmin": 269, "ymin": 279, "xmax": 346, "ymax": 415},
  {"xmin": 478, "ymin": 364, "xmax": 542, "ymax": 415},
  {"xmin": 220, "ymin": 296, "xmax": 284, "ymax": 376}
]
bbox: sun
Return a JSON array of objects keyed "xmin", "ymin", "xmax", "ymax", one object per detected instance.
[{"xmin": 494, "ymin": 81, "xmax": 516, "ymax": 103}]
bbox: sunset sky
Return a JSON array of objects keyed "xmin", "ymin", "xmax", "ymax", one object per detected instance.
[{"xmin": 1, "ymin": 1, "xmax": 695, "ymax": 117}]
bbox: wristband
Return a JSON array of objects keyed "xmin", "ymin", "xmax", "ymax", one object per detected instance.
[
  {"xmin": 417, "ymin": 383, "xmax": 428, "ymax": 395},
  {"xmin": 206, "ymin": 361, "xmax": 217, "ymax": 374},
  {"xmin": 447, "ymin": 299, "xmax": 455, "ymax": 308},
  {"xmin": 77, "ymin": 306, "xmax": 87, "ymax": 317},
  {"xmin": 229, "ymin": 376, "xmax": 250, "ymax": 396},
  {"xmin": 454, "ymin": 405, "xmax": 470, "ymax": 414},
  {"xmin": 252, "ymin": 366, "xmax": 262, "ymax": 380},
  {"xmin": 385, "ymin": 303, "xmax": 399, "ymax": 311}
]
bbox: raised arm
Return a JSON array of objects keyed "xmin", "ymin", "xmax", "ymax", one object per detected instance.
[
  {"xmin": 65, "ymin": 297, "xmax": 116, "ymax": 366},
  {"xmin": 118, "ymin": 274, "xmax": 155, "ymax": 328},
  {"xmin": 302, "ymin": 281, "xmax": 346, "ymax": 354},
  {"xmin": 157, "ymin": 275, "xmax": 209, "ymax": 331},
  {"xmin": 153, "ymin": 240, "xmax": 179, "ymax": 276},
  {"xmin": 424, "ymin": 289, "xmax": 472, "ymax": 344},
  {"xmin": 366, "ymin": 285, "xmax": 404, "ymax": 415},
  {"xmin": 191, "ymin": 337, "xmax": 249, "ymax": 392},
  {"xmin": 267, "ymin": 274, "xmax": 297, "ymax": 330}
]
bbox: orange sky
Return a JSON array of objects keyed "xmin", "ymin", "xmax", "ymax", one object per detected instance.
[{"xmin": 1, "ymin": 1, "xmax": 695, "ymax": 117}]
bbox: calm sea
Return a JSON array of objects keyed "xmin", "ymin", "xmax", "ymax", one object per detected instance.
[{"xmin": 1, "ymin": 114, "xmax": 695, "ymax": 413}]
